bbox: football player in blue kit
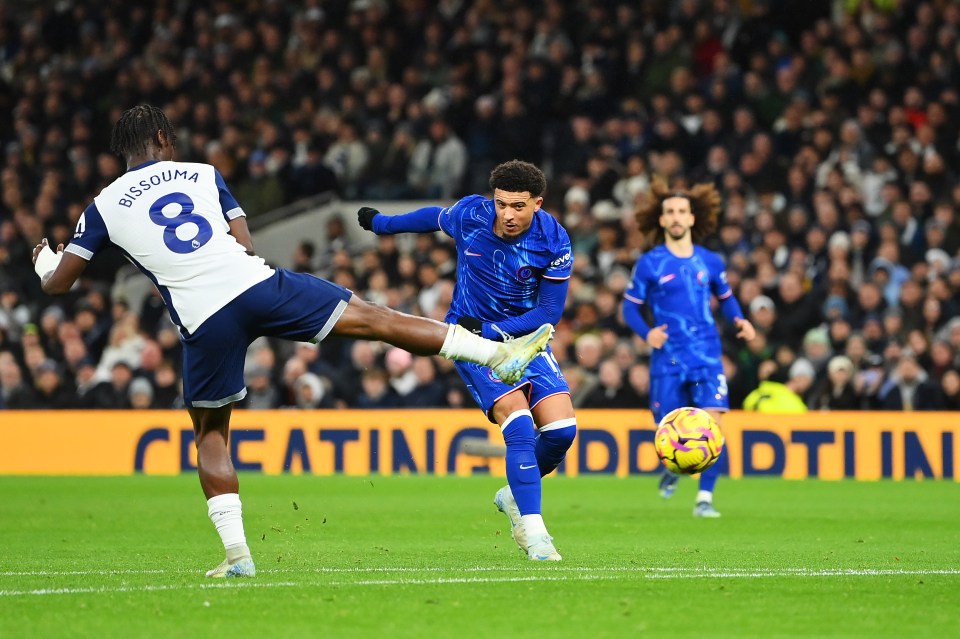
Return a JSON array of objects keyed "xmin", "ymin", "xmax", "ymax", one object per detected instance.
[
  {"xmin": 357, "ymin": 160, "xmax": 576, "ymax": 561},
  {"xmin": 32, "ymin": 105, "xmax": 554, "ymax": 578},
  {"xmin": 621, "ymin": 178, "xmax": 755, "ymax": 517}
]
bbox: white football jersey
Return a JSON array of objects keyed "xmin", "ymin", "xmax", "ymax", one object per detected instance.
[{"xmin": 66, "ymin": 160, "xmax": 274, "ymax": 333}]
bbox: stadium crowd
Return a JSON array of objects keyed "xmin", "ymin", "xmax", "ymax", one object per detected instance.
[{"xmin": 1, "ymin": 0, "xmax": 960, "ymax": 413}]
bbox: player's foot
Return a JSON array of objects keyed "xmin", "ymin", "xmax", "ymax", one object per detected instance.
[
  {"xmin": 494, "ymin": 485, "xmax": 528, "ymax": 551},
  {"xmin": 658, "ymin": 468, "xmax": 679, "ymax": 499},
  {"xmin": 205, "ymin": 555, "xmax": 256, "ymax": 578},
  {"xmin": 693, "ymin": 501, "xmax": 721, "ymax": 518},
  {"xmin": 490, "ymin": 323, "xmax": 554, "ymax": 385},
  {"xmin": 526, "ymin": 533, "xmax": 562, "ymax": 561}
]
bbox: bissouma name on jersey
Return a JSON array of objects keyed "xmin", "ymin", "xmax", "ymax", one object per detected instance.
[{"xmin": 118, "ymin": 169, "xmax": 200, "ymax": 207}]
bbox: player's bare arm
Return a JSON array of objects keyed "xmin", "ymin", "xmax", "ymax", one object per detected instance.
[{"xmin": 228, "ymin": 216, "xmax": 255, "ymax": 254}]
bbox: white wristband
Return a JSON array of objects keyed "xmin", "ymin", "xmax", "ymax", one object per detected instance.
[{"xmin": 34, "ymin": 244, "xmax": 63, "ymax": 279}]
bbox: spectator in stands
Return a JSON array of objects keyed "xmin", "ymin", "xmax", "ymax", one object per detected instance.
[
  {"xmin": 22, "ymin": 358, "xmax": 60, "ymax": 409},
  {"xmin": 809, "ymin": 355, "xmax": 860, "ymax": 411},
  {"xmin": 879, "ymin": 350, "xmax": 944, "ymax": 411},
  {"xmin": 384, "ymin": 347, "xmax": 417, "ymax": 401},
  {"xmin": 407, "ymin": 119, "xmax": 468, "ymax": 200},
  {"xmin": 854, "ymin": 353, "xmax": 887, "ymax": 410},
  {"xmin": 771, "ymin": 272, "xmax": 821, "ymax": 350},
  {"xmin": 940, "ymin": 369, "xmax": 960, "ymax": 411},
  {"xmin": 404, "ymin": 356, "xmax": 448, "ymax": 408},
  {"xmin": 293, "ymin": 372, "xmax": 335, "ymax": 409},
  {"xmin": 287, "ymin": 140, "xmax": 340, "ymax": 200},
  {"xmin": 743, "ymin": 358, "xmax": 813, "ymax": 414},
  {"xmin": 84, "ymin": 360, "xmax": 134, "ymax": 409},
  {"xmin": 323, "ymin": 119, "xmax": 369, "ymax": 199},
  {"xmin": 1, "ymin": 0, "xmax": 959, "ymax": 415},
  {"xmin": 356, "ymin": 367, "xmax": 401, "ymax": 409},
  {"xmin": 152, "ymin": 360, "xmax": 182, "ymax": 409},
  {"xmin": 235, "ymin": 150, "xmax": 285, "ymax": 218},
  {"xmin": 581, "ymin": 359, "xmax": 640, "ymax": 409},
  {"xmin": 129, "ymin": 377, "xmax": 155, "ymax": 410}
]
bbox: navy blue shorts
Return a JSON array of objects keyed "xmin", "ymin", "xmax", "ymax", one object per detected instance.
[
  {"xmin": 181, "ymin": 269, "xmax": 352, "ymax": 407},
  {"xmin": 650, "ymin": 365, "xmax": 729, "ymax": 424},
  {"xmin": 456, "ymin": 347, "xmax": 570, "ymax": 423}
]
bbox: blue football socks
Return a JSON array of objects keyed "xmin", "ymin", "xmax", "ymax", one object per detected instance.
[
  {"xmin": 501, "ymin": 410, "xmax": 541, "ymax": 516},
  {"xmin": 535, "ymin": 418, "xmax": 577, "ymax": 476}
]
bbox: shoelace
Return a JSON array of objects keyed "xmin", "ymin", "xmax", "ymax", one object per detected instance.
[{"xmin": 491, "ymin": 324, "xmax": 514, "ymax": 342}]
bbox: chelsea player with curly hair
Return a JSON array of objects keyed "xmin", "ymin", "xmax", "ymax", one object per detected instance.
[
  {"xmin": 358, "ymin": 160, "xmax": 576, "ymax": 561},
  {"xmin": 622, "ymin": 177, "xmax": 755, "ymax": 517}
]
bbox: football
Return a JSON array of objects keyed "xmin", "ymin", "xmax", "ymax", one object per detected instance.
[{"xmin": 654, "ymin": 407, "xmax": 724, "ymax": 475}]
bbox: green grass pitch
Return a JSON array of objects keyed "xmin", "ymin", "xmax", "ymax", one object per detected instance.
[{"xmin": 1, "ymin": 474, "xmax": 958, "ymax": 638}]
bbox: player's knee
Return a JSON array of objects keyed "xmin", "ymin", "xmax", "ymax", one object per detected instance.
[
  {"xmin": 539, "ymin": 418, "xmax": 577, "ymax": 451},
  {"xmin": 335, "ymin": 296, "xmax": 390, "ymax": 337}
]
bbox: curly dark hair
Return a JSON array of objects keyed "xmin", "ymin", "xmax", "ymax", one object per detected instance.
[
  {"xmin": 635, "ymin": 176, "xmax": 722, "ymax": 245},
  {"xmin": 489, "ymin": 160, "xmax": 547, "ymax": 197},
  {"xmin": 109, "ymin": 105, "xmax": 177, "ymax": 160}
]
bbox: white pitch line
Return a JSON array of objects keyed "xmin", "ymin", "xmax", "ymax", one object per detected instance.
[
  {"xmin": 0, "ymin": 566, "xmax": 713, "ymax": 577},
  {"xmin": 0, "ymin": 581, "xmax": 301, "ymax": 597},
  {"xmin": 3, "ymin": 566, "xmax": 959, "ymax": 577},
  {"xmin": 0, "ymin": 568, "xmax": 957, "ymax": 597}
]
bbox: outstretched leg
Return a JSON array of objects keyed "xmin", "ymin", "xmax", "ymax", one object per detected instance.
[
  {"xmin": 190, "ymin": 405, "xmax": 256, "ymax": 577},
  {"xmin": 330, "ymin": 295, "xmax": 552, "ymax": 384}
]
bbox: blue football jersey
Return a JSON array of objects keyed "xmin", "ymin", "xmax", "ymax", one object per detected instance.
[
  {"xmin": 438, "ymin": 195, "xmax": 572, "ymax": 325},
  {"xmin": 624, "ymin": 245, "xmax": 734, "ymax": 375}
]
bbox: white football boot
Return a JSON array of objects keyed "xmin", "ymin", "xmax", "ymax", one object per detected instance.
[
  {"xmin": 489, "ymin": 324, "xmax": 554, "ymax": 385},
  {"xmin": 526, "ymin": 533, "xmax": 562, "ymax": 561},
  {"xmin": 693, "ymin": 501, "xmax": 721, "ymax": 518},
  {"xmin": 205, "ymin": 547, "xmax": 256, "ymax": 578},
  {"xmin": 494, "ymin": 485, "xmax": 528, "ymax": 551}
]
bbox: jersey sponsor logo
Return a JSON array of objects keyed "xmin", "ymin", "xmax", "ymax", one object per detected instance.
[
  {"xmin": 465, "ymin": 250, "xmax": 482, "ymax": 257},
  {"xmin": 517, "ymin": 265, "xmax": 535, "ymax": 281},
  {"xmin": 658, "ymin": 273, "xmax": 676, "ymax": 284},
  {"xmin": 550, "ymin": 252, "xmax": 572, "ymax": 268},
  {"xmin": 74, "ymin": 213, "xmax": 86, "ymax": 238}
]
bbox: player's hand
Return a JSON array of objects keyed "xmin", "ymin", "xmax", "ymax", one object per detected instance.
[
  {"xmin": 646, "ymin": 324, "xmax": 668, "ymax": 349},
  {"xmin": 457, "ymin": 315, "xmax": 484, "ymax": 336},
  {"xmin": 734, "ymin": 318, "xmax": 756, "ymax": 341},
  {"xmin": 357, "ymin": 207, "xmax": 380, "ymax": 232},
  {"xmin": 32, "ymin": 238, "xmax": 64, "ymax": 277},
  {"xmin": 32, "ymin": 238, "xmax": 61, "ymax": 264}
]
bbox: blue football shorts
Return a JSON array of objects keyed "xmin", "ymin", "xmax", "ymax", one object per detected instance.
[
  {"xmin": 650, "ymin": 365, "xmax": 729, "ymax": 424},
  {"xmin": 456, "ymin": 347, "xmax": 570, "ymax": 423},
  {"xmin": 181, "ymin": 268, "xmax": 352, "ymax": 408}
]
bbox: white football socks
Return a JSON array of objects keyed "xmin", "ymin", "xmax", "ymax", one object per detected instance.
[
  {"xmin": 696, "ymin": 490, "xmax": 713, "ymax": 504},
  {"xmin": 439, "ymin": 324, "xmax": 498, "ymax": 365},
  {"xmin": 207, "ymin": 493, "xmax": 249, "ymax": 558},
  {"xmin": 521, "ymin": 514, "xmax": 548, "ymax": 538}
]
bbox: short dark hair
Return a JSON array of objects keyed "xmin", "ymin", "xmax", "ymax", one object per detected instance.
[
  {"xmin": 489, "ymin": 160, "xmax": 547, "ymax": 197},
  {"xmin": 109, "ymin": 105, "xmax": 177, "ymax": 159}
]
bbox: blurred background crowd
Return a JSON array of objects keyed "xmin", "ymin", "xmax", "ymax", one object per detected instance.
[{"xmin": 1, "ymin": 0, "xmax": 960, "ymax": 413}]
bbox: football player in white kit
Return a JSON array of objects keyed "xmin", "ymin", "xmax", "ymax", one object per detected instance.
[{"xmin": 32, "ymin": 105, "xmax": 554, "ymax": 578}]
